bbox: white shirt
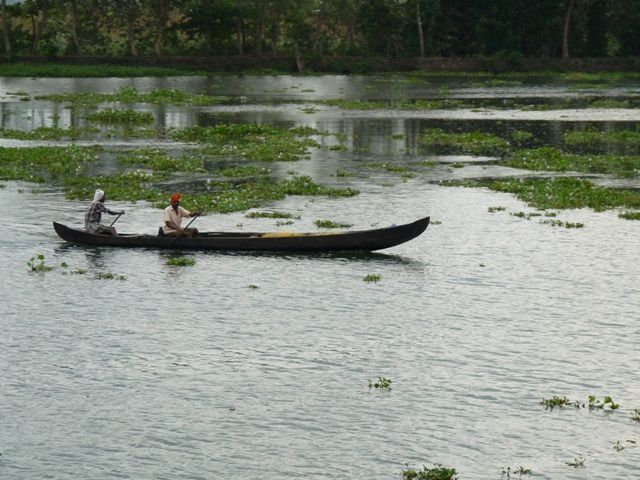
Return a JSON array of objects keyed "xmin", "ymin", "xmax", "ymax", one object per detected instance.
[{"xmin": 163, "ymin": 205, "xmax": 191, "ymax": 234}]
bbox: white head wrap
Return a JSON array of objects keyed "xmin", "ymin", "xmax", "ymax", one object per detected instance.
[{"xmin": 93, "ymin": 189, "xmax": 105, "ymax": 202}]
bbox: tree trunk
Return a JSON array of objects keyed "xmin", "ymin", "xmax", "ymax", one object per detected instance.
[
  {"xmin": 118, "ymin": 0, "xmax": 139, "ymax": 56},
  {"xmin": 425, "ymin": 0, "xmax": 438, "ymax": 56},
  {"xmin": 255, "ymin": 0, "xmax": 266, "ymax": 54},
  {"xmin": 416, "ymin": 0, "xmax": 425, "ymax": 56},
  {"xmin": 295, "ymin": 44, "xmax": 304, "ymax": 72},
  {"xmin": 236, "ymin": 18, "xmax": 243, "ymax": 54},
  {"xmin": 70, "ymin": 0, "xmax": 81, "ymax": 54},
  {"xmin": 562, "ymin": 0, "xmax": 576, "ymax": 59},
  {"xmin": 1, "ymin": 0, "xmax": 11, "ymax": 58},
  {"xmin": 345, "ymin": 19, "xmax": 355, "ymax": 52},
  {"xmin": 205, "ymin": 26, "xmax": 213, "ymax": 53},
  {"xmin": 270, "ymin": 13, "xmax": 280, "ymax": 53},
  {"xmin": 31, "ymin": 3, "xmax": 50, "ymax": 55},
  {"xmin": 127, "ymin": 14, "xmax": 138, "ymax": 56},
  {"xmin": 154, "ymin": 0, "xmax": 168, "ymax": 56}
]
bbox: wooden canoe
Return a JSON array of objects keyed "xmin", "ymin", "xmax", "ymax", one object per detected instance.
[{"xmin": 53, "ymin": 216, "xmax": 429, "ymax": 252}]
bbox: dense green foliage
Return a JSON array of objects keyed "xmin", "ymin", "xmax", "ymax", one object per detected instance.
[
  {"xmin": 0, "ymin": 0, "xmax": 638, "ymax": 60},
  {"xmin": 475, "ymin": 177, "xmax": 640, "ymax": 211},
  {"xmin": 507, "ymin": 147, "xmax": 640, "ymax": 178},
  {"xmin": 402, "ymin": 465, "xmax": 458, "ymax": 480}
]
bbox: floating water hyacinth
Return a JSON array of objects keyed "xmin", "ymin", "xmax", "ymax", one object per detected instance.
[
  {"xmin": 402, "ymin": 464, "xmax": 458, "ymax": 480},
  {"xmin": 368, "ymin": 377, "xmax": 392, "ymax": 389}
]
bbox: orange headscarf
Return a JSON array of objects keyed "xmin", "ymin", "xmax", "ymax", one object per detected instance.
[{"xmin": 170, "ymin": 192, "xmax": 181, "ymax": 203}]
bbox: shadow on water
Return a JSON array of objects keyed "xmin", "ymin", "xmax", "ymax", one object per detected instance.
[
  {"xmin": 189, "ymin": 248, "xmax": 425, "ymax": 265},
  {"xmin": 55, "ymin": 241, "xmax": 423, "ymax": 266}
]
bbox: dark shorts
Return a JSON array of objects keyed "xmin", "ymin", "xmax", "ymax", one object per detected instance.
[{"xmin": 87, "ymin": 224, "xmax": 116, "ymax": 235}]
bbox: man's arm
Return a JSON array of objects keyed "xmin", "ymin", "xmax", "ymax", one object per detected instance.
[{"xmin": 165, "ymin": 220, "xmax": 182, "ymax": 231}]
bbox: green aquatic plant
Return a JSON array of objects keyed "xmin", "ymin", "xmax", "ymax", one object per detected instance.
[
  {"xmin": 158, "ymin": 176, "xmax": 356, "ymax": 214},
  {"xmin": 501, "ymin": 466, "xmax": 532, "ymax": 478},
  {"xmin": 27, "ymin": 254, "xmax": 53, "ymax": 272},
  {"xmin": 540, "ymin": 219, "xmax": 584, "ymax": 228},
  {"xmin": 318, "ymin": 99, "xmax": 389, "ymax": 110},
  {"xmin": 402, "ymin": 464, "xmax": 457, "ymax": 480},
  {"xmin": 314, "ymin": 219, "xmax": 353, "ymax": 229},
  {"xmin": 364, "ymin": 274, "xmax": 382, "ymax": 283},
  {"xmin": 37, "ymin": 87, "xmax": 226, "ymax": 107},
  {"xmin": 318, "ymin": 98, "xmax": 465, "ymax": 110},
  {"xmin": 631, "ymin": 409, "xmax": 640, "ymax": 422},
  {"xmin": 540, "ymin": 396, "xmax": 584, "ymax": 410},
  {"xmin": 219, "ymin": 165, "xmax": 270, "ymax": 178},
  {"xmin": 588, "ymin": 395, "xmax": 619, "ymax": 409},
  {"xmin": 172, "ymin": 123, "xmax": 319, "ymax": 162},
  {"xmin": 0, "ymin": 126, "xmax": 95, "ymax": 140},
  {"xmin": 369, "ymin": 376, "xmax": 391, "ymax": 389},
  {"xmin": 0, "ymin": 63, "xmax": 204, "ymax": 77},
  {"xmin": 587, "ymin": 98, "xmax": 632, "ymax": 108},
  {"xmin": 64, "ymin": 170, "xmax": 167, "ymax": 203},
  {"xmin": 451, "ymin": 177, "xmax": 640, "ymax": 212},
  {"xmin": 117, "ymin": 149, "xmax": 205, "ymax": 172},
  {"xmin": 245, "ymin": 211, "xmax": 298, "ymax": 219},
  {"xmin": 166, "ymin": 257, "xmax": 196, "ymax": 267},
  {"xmin": 564, "ymin": 128, "xmax": 640, "ymax": 150},
  {"xmin": 506, "ymin": 147, "xmax": 640, "ymax": 178},
  {"xmin": 565, "ymin": 456, "xmax": 586, "ymax": 468},
  {"xmin": 419, "ymin": 128, "xmax": 510, "ymax": 156},
  {"xmin": 86, "ymin": 109, "xmax": 154, "ymax": 124},
  {"xmin": 613, "ymin": 440, "xmax": 625, "ymax": 452},
  {"xmin": 511, "ymin": 130, "xmax": 534, "ymax": 144},
  {"xmin": 0, "ymin": 145, "xmax": 102, "ymax": 182},
  {"xmin": 473, "ymin": 78, "xmax": 523, "ymax": 87},
  {"xmin": 282, "ymin": 176, "xmax": 358, "ymax": 197},
  {"xmin": 619, "ymin": 211, "xmax": 640, "ymax": 220},
  {"xmin": 94, "ymin": 272, "xmax": 127, "ymax": 280},
  {"xmin": 487, "ymin": 206, "xmax": 506, "ymax": 213},
  {"xmin": 365, "ymin": 162, "xmax": 410, "ymax": 173}
]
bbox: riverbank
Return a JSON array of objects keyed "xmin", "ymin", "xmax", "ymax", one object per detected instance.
[{"xmin": 1, "ymin": 55, "xmax": 639, "ymax": 76}]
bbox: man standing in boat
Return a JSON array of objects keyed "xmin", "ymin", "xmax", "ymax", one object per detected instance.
[
  {"xmin": 85, "ymin": 189, "xmax": 124, "ymax": 236},
  {"xmin": 163, "ymin": 192, "xmax": 201, "ymax": 237}
]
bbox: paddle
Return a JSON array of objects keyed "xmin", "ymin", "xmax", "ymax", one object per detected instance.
[
  {"xmin": 109, "ymin": 213, "xmax": 123, "ymax": 227},
  {"xmin": 168, "ymin": 213, "xmax": 200, "ymax": 246}
]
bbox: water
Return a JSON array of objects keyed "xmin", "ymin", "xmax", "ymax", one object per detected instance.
[{"xmin": 1, "ymin": 75, "xmax": 640, "ymax": 479}]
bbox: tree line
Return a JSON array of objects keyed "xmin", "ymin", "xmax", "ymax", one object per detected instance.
[{"xmin": 0, "ymin": 0, "xmax": 638, "ymax": 60}]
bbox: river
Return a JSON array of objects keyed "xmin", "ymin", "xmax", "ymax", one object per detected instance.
[{"xmin": 1, "ymin": 74, "xmax": 639, "ymax": 479}]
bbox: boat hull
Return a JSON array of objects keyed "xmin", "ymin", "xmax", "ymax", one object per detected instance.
[{"xmin": 53, "ymin": 217, "xmax": 429, "ymax": 252}]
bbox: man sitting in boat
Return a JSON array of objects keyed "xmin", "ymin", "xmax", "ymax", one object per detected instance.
[
  {"xmin": 163, "ymin": 192, "xmax": 201, "ymax": 237},
  {"xmin": 85, "ymin": 189, "xmax": 124, "ymax": 236}
]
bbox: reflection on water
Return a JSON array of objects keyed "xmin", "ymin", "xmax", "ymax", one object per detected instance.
[{"xmin": 1, "ymin": 75, "xmax": 640, "ymax": 480}]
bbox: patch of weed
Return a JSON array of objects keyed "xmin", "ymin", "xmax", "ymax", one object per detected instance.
[
  {"xmin": 369, "ymin": 376, "xmax": 391, "ymax": 389},
  {"xmin": 27, "ymin": 254, "xmax": 54, "ymax": 272},
  {"xmin": 618, "ymin": 211, "xmax": 640, "ymax": 220},
  {"xmin": 166, "ymin": 257, "xmax": 196, "ymax": 267},
  {"xmin": 364, "ymin": 273, "xmax": 382, "ymax": 283},
  {"xmin": 506, "ymin": 147, "xmax": 640, "ymax": 178},
  {"xmin": 87, "ymin": 109, "xmax": 154, "ymax": 124},
  {"xmin": 419, "ymin": 128, "xmax": 510, "ymax": 156},
  {"xmin": 402, "ymin": 464, "xmax": 458, "ymax": 480}
]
